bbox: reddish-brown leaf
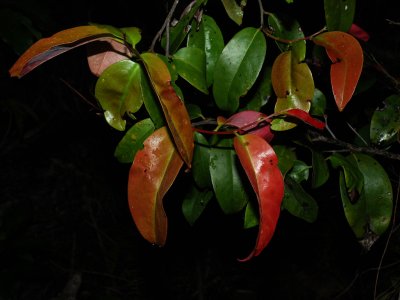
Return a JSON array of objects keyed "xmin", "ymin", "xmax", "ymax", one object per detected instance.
[
  {"xmin": 141, "ymin": 52, "xmax": 194, "ymax": 168},
  {"xmin": 274, "ymin": 108, "xmax": 326, "ymax": 130},
  {"xmin": 234, "ymin": 134, "xmax": 284, "ymax": 261},
  {"xmin": 128, "ymin": 126, "xmax": 184, "ymax": 246},
  {"xmin": 9, "ymin": 25, "xmax": 122, "ymax": 78},
  {"xmin": 312, "ymin": 31, "xmax": 363, "ymax": 111}
]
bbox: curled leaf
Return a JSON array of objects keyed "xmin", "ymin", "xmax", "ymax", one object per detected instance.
[
  {"xmin": 234, "ymin": 134, "xmax": 284, "ymax": 261},
  {"xmin": 128, "ymin": 126, "xmax": 184, "ymax": 246}
]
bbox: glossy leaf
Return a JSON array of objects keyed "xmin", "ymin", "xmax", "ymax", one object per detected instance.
[
  {"xmin": 267, "ymin": 13, "xmax": 306, "ymax": 62},
  {"xmin": 141, "ymin": 52, "xmax": 194, "ymax": 168},
  {"xmin": 271, "ymin": 50, "xmax": 314, "ymax": 130},
  {"xmin": 244, "ymin": 66, "xmax": 273, "ymax": 111},
  {"xmin": 312, "ymin": 31, "xmax": 363, "ymax": 112},
  {"xmin": 221, "ymin": 0, "xmax": 245, "ymax": 25},
  {"xmin": 87, "ymin": 39, "xmax": 133, "ymax": 77},
  {"xmin": 209, "ymin": 138, "xmax": 249, "ymax": 214},
  {"xmin": 187, "ymin": 14, "xmax": 224, "ymax": 87},
  {"xmin": 273, "ymin": 108, "xmax": 325, "ymax": 130},
  {"xmin": 9, "ymin": 24, "xmax": 124, "ymax": 78},
  {"xmin": 95, "ymin": 60, "xmax": 143, "ymax": 131},
  {"xmin": 282, "ymin": 177, "xmax": 318, "ymax": 223},
  {"xmin": 370, "ymin": 94, "xmax": 400, "ymax": 146},
  {"xmin": 234, "ymin": 134, "xmax": 284, "ymax": 261},
  {"xmin": 324, "ymin": 0, "xmax": 356, "ymax": 32},
  {"xmin": 225, "ymin": 110, "xmax": 274, "ymax": 142},
  {"xmin": 182, "ymin": 184, "xmax": 213, "ymax": 226},
  {"xmin": 114, "ymin": 118, "xmax": 155, "ymax": 163},
  {"xmin": 128, "ymin": 126, "xmax": 184, "ymax": 246},
  {"xmin": 173, "ymin": 47, "xmax": 208, "ymax": 94},
  {"xmin": 213, "ymin": 27, "xmax": 266, "ymax": 113},
  {"xmin": 192, "ymin": 132, "xmax": 212, "ymax": 189}
]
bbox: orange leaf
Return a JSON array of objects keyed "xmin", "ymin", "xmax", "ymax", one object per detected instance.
[
  {"xmin": 9, "ymin": 25, "xmax": 122, "ymax": 78},
  {"xmin": 141, "ymin": 52, "xmax": 194, "ymax": 168},
  {"xmin": 312, "ymin": 31, "xmax": 363, "ymax": 111},
  {"xmin": 234, "ymin": 134, "xmax": 284, "ymax": 261},
  {"xmin": 128, "ymin": 126, "xmax": 184, "ymax": 246}
]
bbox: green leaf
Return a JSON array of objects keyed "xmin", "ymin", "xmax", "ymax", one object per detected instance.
[
  {"xmin": 182, "ymin": 184, "xmax": 213, "ymax": 226},
  {"xmin": 188, "ymin": 14, "xmax": 224, "ymax": 87},
  {"xmin": 243, "ymin": 201, "xmax": 259, "ymax": 229},
  {"xmin": 95, "ymin": 60, "xmax": 143, "ymax": 131},
  {"xmin": 244, "ymin": 65, "xmax": 273, "ymax": 111},
  {"xmin": 267, "ymin": 13, "xmax": 306, "ymax": 62},
  {"xmin": 370, "ymin": 94, "xmax": 400, "ymax": 146},
  {"xmin": 209, "ymin": 138, "xmax": 249, "ymax": 214},
  {"xmin": 309, "ymin": 88, "xmax": 327, "ymax": 116},
  {"xmin": 324, "ymin": 0, "xmax": 356, "ymax": 32},
  {"xmin": 173, "ymin": 47, "xmax": 208, "ymax": 94},
  {"xmin": 114, "ymin": 118, "xmax": 155, "ymax": 163},
  {"xmin": 282, "ymin": 177, "xmax": 318, "ymax": 223},
  {"xmin": 311, "ymin": 150, "xmax": 329, "ymax": 188},
  {"xmin": 213, "ymin": 27, "xmax": 266, "ymax": 113},
  {"xmin": 288, "ymin": 160, "xmax": 310, "ymax": 183},
  {"xmin": 273, "ymin": 144, "xmax": 297, "ymax": 176},
  {"xmin": 192, "ymin": 132, "xmax": 213, "ymax": 189},
  {"xmin": 120, "ymin": 27, "xmax": 141, "ymax": 47},
  {"xmin": 221, "ymin": 0, "xmax": 245, "ymax": 25}
]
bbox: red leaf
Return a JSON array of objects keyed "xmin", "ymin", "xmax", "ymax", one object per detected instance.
[
  {"xmin": 9, "ymin": 25, "xmax": 123, "ymax": 78},
  {"xmin": 274, "ymin": 108, "xmax": 325, "ymax": 130},
  {"xmin": 234, "ymin": 134, "xmax": 284, "ymax": 261},
  {"xmin": 225, "ymin": 110, "xmax": 274, "ymax": 142},
  {"xmin": 312, "ymin": 31, "xmax": 364, "ymax": 111},
  {"xmin": 128, "ymin": 126, "xmax": 184, "ymax": 246},
  {"xmin": 348, "ymin": 24, "xmax": 370, "ymax": 42}
]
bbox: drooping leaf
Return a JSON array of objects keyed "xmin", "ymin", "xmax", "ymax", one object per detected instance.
[
  {"xmin": 87, "ymin": 39, "xmax": 133, "ymax": 77},
  {"xmin": 187, "ymin": 14, "xmax": 224, "ymax": 87},
  {"xmin": 213, "ymin": 27, "xmax": 266, "ymax": 113},
  {"xmin": 271, "ymin": 50, "xmax": 314, "ymax": 130},
  {"xmin": 192, "ymin": 132, "xmax": 213, "ymax": 189},
  {"xmin": 114, "ymin": 118, "xmax": 155, "ymax": 163},
  {"xmin": 209, "ymin": 138, "xmax": 249, "ymax": 214},
  {"xmin": 312, "ymin": 31, "xmax": 363, "ymax": 112},
  {"xmin": 234, "ymin": 134, "xmax": 284, "ymax": 261},
  {"xmin": 173, "ymin": 47, "xmax": 208, "ymax": 94},
  {"xmin": 141, "ymin": 52, "xmax": 194, "ymax": 168},
  {"xmin": 9, "ymin": 24, "xmax": 124, "ymax": 78},
  {"xmin": 273, "ymin": 108, "xmax": 325, "ymax": 130},
  {"xmin": 324, "ymin": 0, "xmax": 356, "ymax": 32},
  {"xmin": 182, "ymin": 184, "xmax": 213, "ymax": 226},
  {"xmin": 370, "ymin": 94, "xmax": 400, "ymax": 146},
  {"xmin": 267, "ymin": 13, "xmax": 306, "ymax": 62},
  {"xmin": 128, "ymin": 126, "xmax": 184, "ymax": 246},
  {"xmin": 95, "ymin": 60, "xmax": 143, "ymax": 131},
  {"xmin": 225, "ymin": 110, "xmax": 274, "ymax": 142},
  {"xmin": 282, "ymin": 177, "xmax": 318, "ymax": 223},
  {"xmin": 221, "ymin": 0, "xmax": 245, "ymax": 25}
]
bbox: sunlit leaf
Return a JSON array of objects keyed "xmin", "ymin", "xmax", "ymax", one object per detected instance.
[
  {"xmin": 271, "ymin": 50, "xmax": 314, "ymax": 130},
  {"xmin": 234, "ymin": 134, "xmax": 284, "ymax": 261},
  {"xmin": 9, "ymin": 24, "xmax": 124, "ymax": 78},
  {"xmin": 95, "ymin": 60, "xmax": 143, "ymax": 131},
  {"xmin": 209, "ymin": 138, "xmax": 249, "ymax": 214},
  {"xmin": 324, "ymin": 0, "xmax": 356, "ymax": 32},
  {"xmin": 173, "ymin": 47, "xmax": 208, "ymax": 94},
  {"xmin": 128, "ymin": 126, "xmax": 184, "ymax": 246},
  {"xmin": 187, "ymin": 14, "xmax": 224, "ymax": 87},
  {"xmin": 312, "ymin": 31, "xmax": 363, "ymax": 112},
  {"xmin": 182, "ymin": 184, "xmax": 213, "ymax": 226},
  {"xmin": 221, "ymin": 0, "xmax": 245, "ymax": 25},
  {"xmin": 213, "ymin": 27, "xmax": 266, "ymax": 113},
  {"xmin": 114, "ymin": 118, "xmax": 155, "ymax": 163},
  {"xmin": 141, "ymin": 52, "xmax": 194, "ymax": 168},
  {"xmin": 370, "ymin": 94, "xmax": 400, "ymax": 146}
]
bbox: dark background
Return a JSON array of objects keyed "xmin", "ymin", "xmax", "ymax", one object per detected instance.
[{"xmin": 1, "ymin": 0, "xmax": 400, "ymax": 299}]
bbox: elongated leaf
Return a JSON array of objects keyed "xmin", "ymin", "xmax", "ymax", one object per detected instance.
[
  {"xmin": 141, "ymin": 52, "xmax": 194, "ymax": 168},
  {"xmin": 192, "ymin": 132, "xmax": 212, "ymax": 189},
  {"xmin": 370, "ymin": 94, "xmax": 400, "ymax": 146},
  {"xmin": 271, "ymin": 50, "xmax": 315, "ymax": 130},
  {"xmin": 312, "ymin": 31, "xmax": 363, "ymax": 111},
  {"xmin": 213, "ymin": 27, "xmax": 266, "ymax": 113},
  {"xmin": 245, "ymin": 65, "xmax": 273, "ymax": 111},
  {"xmin": 234, "ymin": 134, "xmax": 284, "ymax": 261},
  {"xmin": 114, "ymin": 118, "xmax": 155, "ymax": 163},
  {"xmin": 182, "ymin": 184, "xmax": 213, "ymax": 226},
  {"xmin": 273, "ymin": 145, "xmax": 297, "ymax": 177},
  {"xmin": 187, "ymin": 14, "xmax": 224, "ymax": 87},
  {"xmin": 324, "ymin": 0, "xmax": 356, "ymax": 32},
  {"xmin": 95, "ymin": 60, "xmax": 143, "ymax": 131},
  {"xmin": 209, "ymin": 138, "xmax": 249, "ymax": 214},
  {"xmin": 221, "ymin": 0, "xmax": 245, "ymax": 25},
  {"xmin": 311, "ymin": 150, "xmax": 329, "ymax": 188},
  {"xmin": 9, "ymin": 24, "xmax": 124, "ymax": 78},
  {"xmin": 173, "ymin": 47, "xmax": 208, "ymax": 94},
  {"xmin": 128, "ymin": 126, "xmax": 184, "ymax": 246},
  {"xmin": 273, "ymin": 108, "xmax": 325, "ymax": 130}
]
